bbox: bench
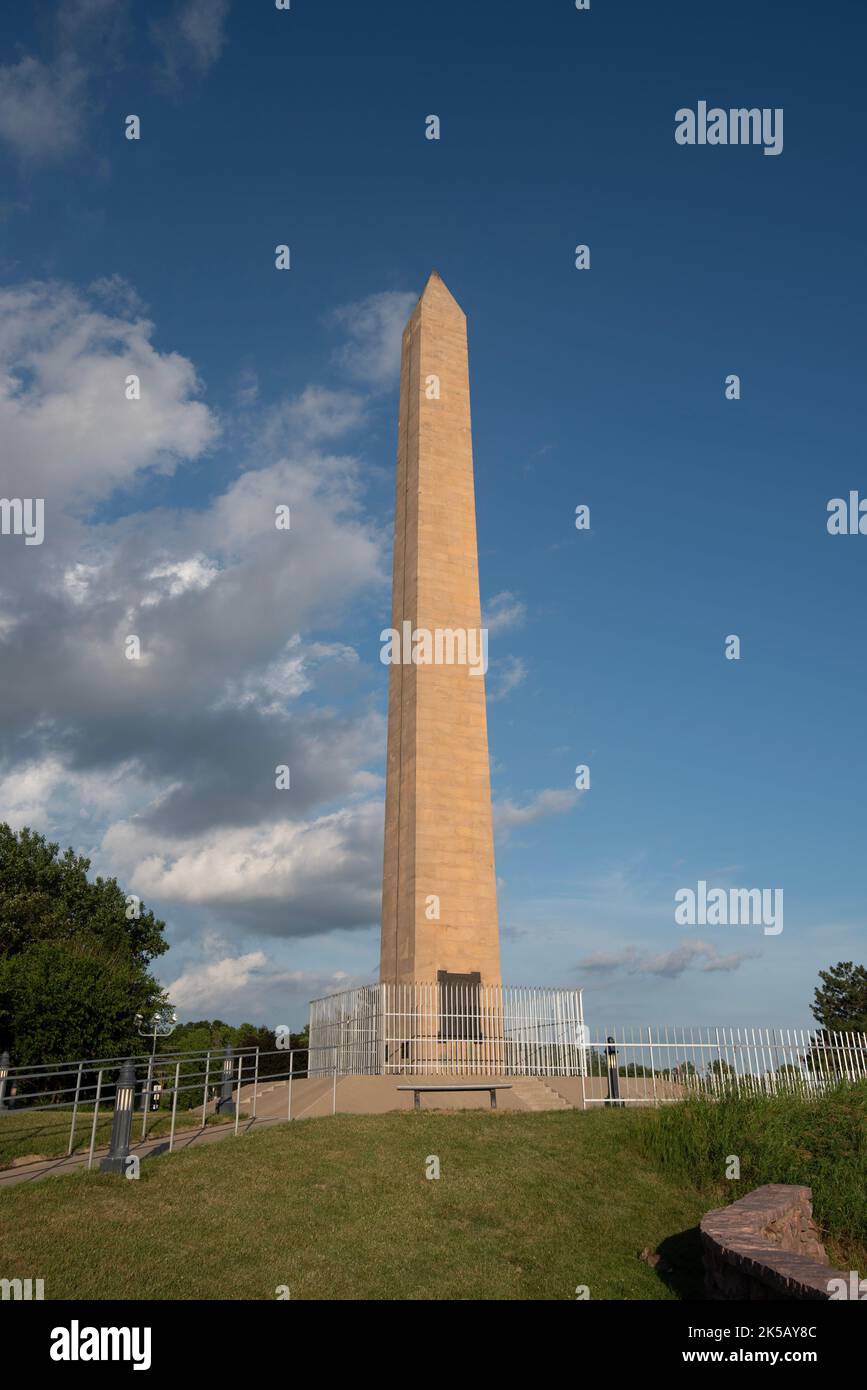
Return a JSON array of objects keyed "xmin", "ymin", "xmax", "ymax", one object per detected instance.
[{"xmin": 396, "ymin": 1083, "xmax": 512, "ymax": 1110}]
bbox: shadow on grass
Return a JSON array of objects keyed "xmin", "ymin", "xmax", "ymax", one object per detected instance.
[{"xmin": 654, "ymin": 1225, "xmax": 706, "ymax": 1300}]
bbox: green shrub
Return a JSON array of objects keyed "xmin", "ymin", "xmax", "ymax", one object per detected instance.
[{"xmin": 637, "ymin": 1081, "xmax": 867, "ymax": 1265}]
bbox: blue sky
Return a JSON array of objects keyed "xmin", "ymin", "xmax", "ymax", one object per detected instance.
[{"xmin": 0, "ymin": 0, "xmax": 864, "ymax": 1029}]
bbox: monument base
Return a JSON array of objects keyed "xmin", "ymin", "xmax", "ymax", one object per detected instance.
[{"xmin": 308, "ymin": 981, "xmax": 586, "ymax": 1079}]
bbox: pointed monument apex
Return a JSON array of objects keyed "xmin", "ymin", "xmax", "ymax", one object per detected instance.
[{"xmin": 417, "ymin": 268, "xmax": 465, "ymax": 314}]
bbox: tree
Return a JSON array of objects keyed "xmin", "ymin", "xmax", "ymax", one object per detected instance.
[
  {"xmin": 0, "ymin": 825, "xmax": 167, "ymax": 968},
  {"xmin": 811, "ymin": 961, "xmax": 867, "ymax": 1033},
  {"xmin": 0, "ymin": 939, "xmax": 160, "ymax": 1069},
  {"xmin": 0, "ymin": 824, "xmax": 169, "ymax": 1065},
  {"xmin": 157, "ymin": 1020, "xmax": 309, "ymax": 1108}
]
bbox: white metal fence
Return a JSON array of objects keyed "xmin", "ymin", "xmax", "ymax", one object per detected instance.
[
  {"xmin": 580, "ymin": 1026, "xmax": 867, "ymax": 1104},
  {"xmin": 306, "ymin": 990, "xmax": 867, "ymax": 1099},
  {"xmin": 308, "ymin": 982, "xmax": 587, "ymax": 1076}
]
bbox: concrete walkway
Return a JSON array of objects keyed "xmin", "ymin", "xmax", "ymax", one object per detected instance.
[{"xmin": 0, "ymin": 1078, "xmax": 336, "ymax": 1189}]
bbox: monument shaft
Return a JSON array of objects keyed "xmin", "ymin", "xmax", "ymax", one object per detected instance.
[{"xmin": 380, "ymin": 273, "xmax": 501, "ymax": 986}]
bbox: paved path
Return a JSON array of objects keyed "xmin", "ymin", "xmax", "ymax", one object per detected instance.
[
  {"xmin": 0, "ymin": 1116, "xmax": 270, "ymax": 1189},
  {"xmin": 0, "ymin": 1078, "xmax": 337, "ymax": 1190}
]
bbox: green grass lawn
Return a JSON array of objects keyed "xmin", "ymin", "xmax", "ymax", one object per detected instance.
[
  {"xmin": 0, "ymin": 1106, "xmax": 232, "ymax": 1168},
  {"xmin": 0, "ymin": 1109, "xmax": 707, "ymax": 1300}
]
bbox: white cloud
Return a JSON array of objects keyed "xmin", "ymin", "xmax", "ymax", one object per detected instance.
[
  {"xmin": 88, "ymin": 275, "xmax": 148, "ymax": 317},
  {"xmin": 332, "ymin": 291, "xmax": 417, "ymax": 389},
  {"xmin": 217, "ymin": 637, "xmax": 359, "ymax": 712},
  {"xmin": 0, "ymin": 1, "xmax": 131, "ymax": 163},
  {"xmin": 483, "ymin": 591, "xmax": 526, "ymax": 634},
  {"xmin": 142, "ymin": 555, "xmax": 221, "ymax": 605},
  {"xmin": 0, "ymin": 281, "xmax": 218, "ymax": 503},
  {"xmin": 494, "ymin": 788, "xmax": 579, "ymax": 838},
  {"xmin": 0, "ymin": 755, "xmax": 156, "ymax": 833},
  {"xmin": 263, "ymin": 385, "xmax": 366, "ymax": 446},
  {"xmin": 152, "ymin": 0, "xmax": 231, "ymax": 82},
  {"xmin": 0, "ymin": 57, "xmax": 87, "ymax": 162},
  {"xmin": 0, "ymin": 275, "xmax": 391, "ymax": 951},
  {"xmin": 103, "ymin": 801, "xmax": 383, "ymax": 937},
  {"xmin": 487, "ymin": 654, "xmax": 527, "ymax": 703},
  {"xmin": 166, "ymin": 950, "xmax": 266, "ymax": 1009},
  {"xmin": 0, "ymin": 1, "xmax": 227, "ymax": 164},
  {"xmin": 578, "ymin": 939, "xmax": 757, "ymax": 979},
  {"xmin": 166, "ymin": 949, "xmax": 354, "ymax": 1014}
]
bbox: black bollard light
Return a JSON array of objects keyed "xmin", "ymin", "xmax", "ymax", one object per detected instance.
[
  {"xmin": 217, "ymin": 1044, "xmax": 235, "ymax": 1116},
  {"xmin": 605, "ymin": 1036, "xmax": 622, "ymax": 1107},
  {"xmin": 100, "ymin": 1059, "xmax": 137, "ymax": 1173},
  {"xmin": 0, "ymin": 1052, "xmax": 9, "ymax": 1112}
]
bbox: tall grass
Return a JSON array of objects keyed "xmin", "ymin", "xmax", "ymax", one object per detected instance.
[{"xmin": 637, "ymin": 1081, "xmax": 867, "ymax": 1266}]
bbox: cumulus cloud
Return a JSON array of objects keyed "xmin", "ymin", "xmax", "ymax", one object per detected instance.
[
  {"xmin": 0, "ymin": 0, "xmax": 130, "ymax": 163},
  {"xmin": 332, "ymin": 291, "xmax": 417, "ymax": 389},
  {"xmin": 0, "ymin": 1, "xmax": 229, "ymax": 163},
  {"xmin": 151, "ymin": 0, "xmax": 232, "ymax": 83},
  {"xmin": 578, "ymin": 939, "xmax": 757, "ymax": 979},
  {"xmin": 166, "ymin": 950, "xmax": 356, "ymax": 1014},
  {"xmin": 0, "ymin": 755, "xmax": 160, "ymax": 840},
  {"xmin": 0, "ymin": 57, "xmax": 88, "ymax": 162},
  {"xmin": 261, "ymin": 386, "xmax": 367, "ymax": 446},
  {"xmin": 217, "ymin": 637, "xmax": 360, "ymax": 713},
  {"xmin": 493, "ymin": 788, "xmax": 579, "ymax": 839},
  {"xmin": 105, "ymin": 801, "xmax": 383, "ymax": 937},
  {"xmin": 483, "ymin": 591, "xmax": 526, "ymax": 634},
  {"xmin": 486, "ymin": 654, "xmax": 527, "ymax": 703},
  {"xmin": 0, "ymin": 281, "xmax": 217, "ymax": 504},
  {"xmin": 0, "ymin": 276, "xmax": 389, "ymax": 950}
]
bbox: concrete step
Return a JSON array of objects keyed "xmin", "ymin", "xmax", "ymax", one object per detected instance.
[{"xmin": 508, "ymin": 1077, "xmax": 572, "ymax": 1111}]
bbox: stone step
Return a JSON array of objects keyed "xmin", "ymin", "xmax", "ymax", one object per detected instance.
[{"xmin": 509, "ymin": 1078, "xmax": 572, "ymax": 1111}]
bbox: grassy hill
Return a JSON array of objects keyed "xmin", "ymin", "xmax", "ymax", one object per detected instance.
[
  {"xmin": 0, "ymin": 1108, "xmax": 705, "ymax": 1300},
  {"xmin": 2, "ymin": 1085, "xmax": 862, "ymax": 1300}
]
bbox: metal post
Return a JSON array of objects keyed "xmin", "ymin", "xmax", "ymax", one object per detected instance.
[
  {"xmin": 87, "ymin": 1069, "xmax": 104, "ymax": 1171},
  {"xmin": 100, "ymin": 1060, "xmax": 136, "ymax": 1174},
  {"xmin": 67, "ymin": 1062, "xmax": 84, "ymax": 1155},
  {"xmin": 169, "ymin": 1062, "xmax": 180, "ymax": 1152},
  {"xmin": 332, "ymin": 1045, "xmax": 337, "ymax": 1115},
  {"xmin": 141, "ymin": 1044, "xmax": 155, "ymax": 1137},
  {"xmin": 648, "ymin": 1027, "xmax": 658, "ymax": 1107},
  {"xmin": 100, "ymin": 1059, "xmax": 135, "ymax": 1174},
  {"xmin": 217, "ymin": 1044, "xmax": 235, "ymax": 1116},
  {"xmin": 201, "ymin": 1050, "xmax": 211, "ymax": 1129},
  {"xmin": 251, "ymin": 1047, "xmax": 260, "ymax": 1122},
  {"xmin": 287, "ymin": 1049, "xmax": 294, "ymax": 1121},
  {"xmin": 0, "ymin": 1051, "xmax": 9, "ymax": 1111},
  {"xmin": 605, "ymin": 1035, "xmax": 622, "ymax": 1107},
  {"xmin": 234, "ymin": 1057, "xmax": 242, "ymax": 1136}
]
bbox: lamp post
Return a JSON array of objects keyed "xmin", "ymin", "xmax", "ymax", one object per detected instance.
[
  {"xmin": 605, "ymin": 1035, "xmax": 622, "ymax": 1107},
  {"xmin": 0, "ymin": 1052, "xmax": 9, "ymax": 1112},
  {"xmin": 100, "ymin": 1059, "xmax": 136, "ymax": 1173},
  {"xmin": 217, "ymin": 1044, "xmax": 235, "ymax": 1116},
  {"xmin": 135, "ymin": 1006, "xmax": 177, "ymax": 1137}
]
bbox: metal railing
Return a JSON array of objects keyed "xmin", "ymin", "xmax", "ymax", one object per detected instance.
[
  {"xmin": 1, "ymin": 1025, "xmax": 863, "ymax": 1158},
  {"xmin": 308, "ymin": 982, "xmax": 587, "ymax": 1076},
  {"xmin": 579, "ymin": 1027, "xmax": 867, "ymax": 1105},
  {"xmin": 0, "ymin": 1044, "xmax": 344, "ymax": 1170}
]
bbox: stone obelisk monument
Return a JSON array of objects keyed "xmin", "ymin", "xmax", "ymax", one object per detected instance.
[{"xmin": 379, "ymin": 272, "xmax": 501, "ymax": 989}]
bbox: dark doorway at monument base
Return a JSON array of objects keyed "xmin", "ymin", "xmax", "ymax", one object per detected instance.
[{"xmin": 437, "ymin": 971, "xmax": 483, "ymax": 1042}]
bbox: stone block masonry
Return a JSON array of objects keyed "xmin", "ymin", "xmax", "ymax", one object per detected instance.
[{"xmin": 379, "ymin": 273, "xmax": 501, "ymax": 987}]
